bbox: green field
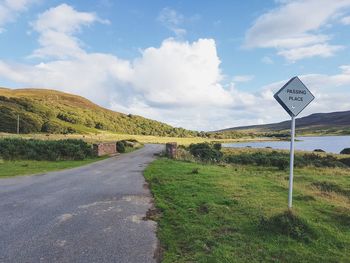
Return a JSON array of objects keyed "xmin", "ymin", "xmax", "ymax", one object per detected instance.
[
  {"xmin": 0, "ymin": 157, "xmax": 106, "ymax": 177},
  {"xmin": 0, "ymin": 132, "xmax": 274, "ymax": 146},
  {"xmin": 145, "ymin": 159, "xmax": 350, "ymax": 263}
]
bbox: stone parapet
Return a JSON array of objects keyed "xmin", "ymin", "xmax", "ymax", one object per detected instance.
[
  {"xmin": 93, "ymin": 142, "xmax": 117, "ymax": 156},
  {"xmin": 165, "ymin": 142, "xmax": 177, "ymax": 159}
]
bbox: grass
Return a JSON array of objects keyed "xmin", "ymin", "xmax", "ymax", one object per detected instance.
[
  {"xmin": 144, "ymin": 158, "xmax": 350, "ymax": 263},
  {"xmin": 0, "ymin": 132, "xmax": 274, "ymax": 145},
  {"xmin": 0, "ymin": 157, "xmax": 106, "ymax": 177}
]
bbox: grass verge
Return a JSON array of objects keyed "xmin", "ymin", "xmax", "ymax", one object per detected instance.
[
  {"xmin": 144, "ymin": 159, "xmax": 350, "ymax": 263},
  {"xmin": 0, "ymin": 157, "xmax": 107, "ymax": 177}
]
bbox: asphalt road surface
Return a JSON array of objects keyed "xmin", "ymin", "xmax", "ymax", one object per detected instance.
[{"xmin": 0, "ymin": 144, "xmax": 164, "ymax": 263}]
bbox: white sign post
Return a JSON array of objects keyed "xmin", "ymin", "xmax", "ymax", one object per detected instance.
[{"xmin": 274, "ymin": 76, "xmax": 315, "ymax": 208}]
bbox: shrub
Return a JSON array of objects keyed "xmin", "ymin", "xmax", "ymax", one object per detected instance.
[
  {"xmin": 95, "ymin": 122, "xmax": 105, "ymax": 129},
  {"xmin": 57, "ymin": 112, "xmax": 79, "ymax": 124},
  {"xmin": 116, "ymin": 141, "xmax": 126, "ymax": 153},
  {"xmin": 188, "ymin": 143, "xmax": 223, "ymax": 162},
  {"xmin": 224, "ymin": 151, "xmax": 347, "ymax": 169},
  {"xmin": 301, "ymin": 153, "xmax": 345, "ymax": 168},
  {"xmin": 175, "ymin": 148, "xmax": 196, "ymax": 162},
  {"xmin": 340, "ymin": 158, "xmax": 350, "ymax": 167},
  {"xmin": 213, "ymin": 143, "xmax": 222, "ymax": 151},
  {"xmin": 272, "ymin": 157, "xmax": 289, "ymax": 170},
  {"xmin": 41, "ymin": 121, "xmax": 76, "ymax": 134},
  {"xmin": 0, "ymin": 138, "xmax": 93, "ymax": 161},
  {"xmin": 340, "ymin": 148, "xmax": 350, "ymax": 154}
]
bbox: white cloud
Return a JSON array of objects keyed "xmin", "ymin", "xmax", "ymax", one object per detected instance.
[
  {"xmin": 341, "ymin": 15, "xmax": 350, "ymax": 24},
  {"xmin": 232, "ymin": 75, "xmax": 254, "ymax": 83},
  {"xmin": 257, "ymin": 66, "xmax": 350, "ymax": 121},
  {"xmin": 0, "ymin": 54, "xmax": 132, "ymax": 105},
  {"xmin": 0, "ymin": 4, "xmax": 237, "ymax": 130},
  {"xmin": 245, "ymin": 0, "xmax": 350, "ymax": 61},
  {"xmin": 158, "ymin": 7, "xmax": 186, "ymax": 37},
  {"xmin": 1, "ymin": 4, "xmax": 350, "ymax": 131},
  {"xmin": 30, "ymin": 4, "xmax": 109, "ymax": 59},
  {"xmin": 277, "ymin": 43, "xmax": 344, "ymax": 62},
  {"xmin": 261, "ymin": 56, "xmax": 274, "ymax": 64},
  {"xmin": 0, "ymin": 0, "xmax": 36, "ymax": 31},
  {"xmin": 33, "ymin": 4, "xmax": 98, "ymax": 34},
  {"xmin": 129, "ymin": 38, "xmax": 233, "ymax": 107},
  {"xmin": 1, "ymin": 53, "xmax": 350, "ymax": 130}
]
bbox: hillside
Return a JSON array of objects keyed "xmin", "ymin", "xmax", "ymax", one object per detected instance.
[
  {"xmin": 222, "ymin": 110, "xmax": 350, "ymax": 135},
  {"xmin": 0, "ymin": 88, "xmax": 197, "ymax": 137}
]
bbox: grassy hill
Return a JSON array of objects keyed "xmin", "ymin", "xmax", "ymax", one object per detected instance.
[
  {"xmin": 221, "ymin": 111, "xmax": 350, "ymax": 136},
  {"xmin": 0, "ymin": 87, "xmax": 197, "ymax": 137}
]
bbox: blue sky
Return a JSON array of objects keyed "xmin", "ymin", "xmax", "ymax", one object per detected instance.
[{"xmin": 1, "ymin": 0, "xmax": 350, "ymax": 130}]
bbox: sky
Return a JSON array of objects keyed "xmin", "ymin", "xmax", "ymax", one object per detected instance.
[{"xmin": 0, "ymin": 0, "xmax": 350, "ymax": 131}]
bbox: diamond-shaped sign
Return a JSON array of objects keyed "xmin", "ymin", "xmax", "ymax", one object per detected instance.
[{"xmin": 274, "ymin": 76, "xmax": 315, "ymax": 117}]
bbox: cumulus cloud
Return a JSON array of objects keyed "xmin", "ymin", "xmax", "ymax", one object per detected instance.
[
  {"xmin": 1, "ymin": 3, "xmax": 350, "ymax": 131},
  {"xmin": 129, "ymin": 38, "xmax": 233, "ymax": 107},
  {"xmin": 244, "ymin": 0, "xmax": 350, "ymax": 61},
  {"xmin": 0, "ymin": 0, "xmax": 37, "ymax": 32},
  {"xmin": 0, "ymin": 4, "xmax": 237, "ymax": 129},
  {"xmin": 30, "ymin": 4, "xmax": 109, "ymax": 59},
  {"xmin": 0, "ymin": 54, "xmax": 132, "ymax": 104}
]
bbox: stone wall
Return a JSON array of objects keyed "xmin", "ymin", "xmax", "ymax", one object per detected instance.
[
  {"xmin": 93, "ymin": 142, "xmax": 117, "ymax": 156},
  {"xmin": 165, "ymin": 142, "xmax": 177, "ymax": 159}
]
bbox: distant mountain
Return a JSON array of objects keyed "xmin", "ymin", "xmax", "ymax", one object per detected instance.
[
  {"xmin": 221, "ymin": 110, "xmax": 350, "ymax": 135},
  {"xmin": 0, "ymin": 87, "xmax": 197, "ymax": 137}
]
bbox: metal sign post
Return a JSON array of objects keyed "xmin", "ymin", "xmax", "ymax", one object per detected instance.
[
  {"xmin": 274, "ymin": 77, "xmax": 314, "ymax": 209},
  {"xmin": 288, "ymin": 116, "xmax": 295, "ymax": 208}
]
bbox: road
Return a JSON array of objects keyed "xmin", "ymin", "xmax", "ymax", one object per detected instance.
[{"xmin": 0, "ymin": 144, "xmax": 164, "ymax": 263}]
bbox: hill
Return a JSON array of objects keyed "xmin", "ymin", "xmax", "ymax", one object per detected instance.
[
  {"xmin": 222, "ymin": 110, "xmax": 350, "ymax": 135},
  {"xmin": 0, "ymin": 87, "xmax": 197, "ymax": 137}
]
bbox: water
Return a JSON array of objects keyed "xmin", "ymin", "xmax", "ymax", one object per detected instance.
[{"xmin": 223, "ymin": 136, "xmax": 350, "ymax": 154}]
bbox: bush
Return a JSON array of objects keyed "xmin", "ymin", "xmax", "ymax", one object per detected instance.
[
  {"xmin": 225, "ymin": 151, "xmax": 289, "ymax": 169},
  {"xmin": 0, "ymin": 138, "xmax": 93, "ymax": 161},
  {"xmin": 340, "ymin": 148, "xmax": 350, "ymax": 154},
  {"xmin": 224, "ymin": 151, "xmax": 347, "ymax": 169},
  {"xmin": 116, "ymin": 141, "xmax": 126, "ymax": 153},
  {"xmin": 213, "ymin": 143, "xmax": 222, "ymax": 151},
  {"xmin": 188, "ymin": 143, "xmax": 222, "ymax": 162},
  {"xmin": 175, "ymin": 148, "xmax": 196, "ymax": 162},
  {"xmin": 301, "ymin": 153, "xmax": 345, "ymax": 168},
  {"xmin": 340, "ymin": 158, "xmax": 350, "ymax": 167}
]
